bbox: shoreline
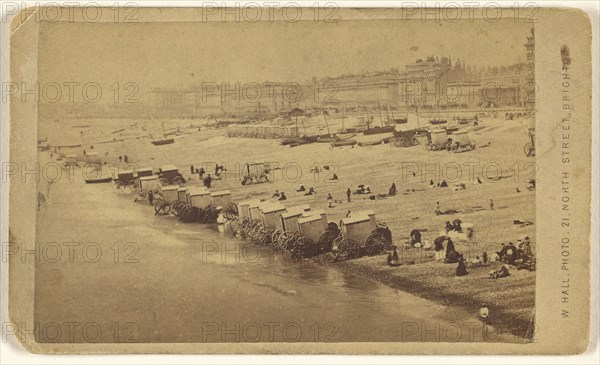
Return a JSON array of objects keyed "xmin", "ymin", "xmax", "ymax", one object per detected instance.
[{"xmin": 331, "ymin": 254, "xmax": 535, "ymax": 340}]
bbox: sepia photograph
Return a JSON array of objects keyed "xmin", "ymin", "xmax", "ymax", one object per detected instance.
[{"xmin": 3, "ymin": 3, "xmax": 595, "ymax": 357}]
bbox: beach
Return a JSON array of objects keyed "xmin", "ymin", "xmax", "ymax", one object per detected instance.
[{"xmin": 36, "ymin": 115, "xmax": 536, "ymax": 342}]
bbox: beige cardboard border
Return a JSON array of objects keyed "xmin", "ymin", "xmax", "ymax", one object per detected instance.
[{"xmin": 7, "ymin": 6, "xmax": 593, "ymax": 355}]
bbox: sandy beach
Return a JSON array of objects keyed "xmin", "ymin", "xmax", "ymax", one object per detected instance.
[{"xmin": 36, "ymin": 114, "xmax": 536, "ymax": 341}]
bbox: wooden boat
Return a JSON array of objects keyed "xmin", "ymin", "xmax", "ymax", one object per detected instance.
[
  {"xmin": 151, "ymin": 138, "xmax": 175, "ymax": 145},
  {"xmin": 331, "ymin": 139, "xmax": 357, "ymax": 147},
  {"xmin": 281, "ymin": 135, "xmax": 318, "ymax": 146},
  {"xmin": 316, "ymin": 133, "xmax": 356, "ymax": 143},
  {"xmin": 430, "ymin": 119, "xmax": 447, "ymax": 125},
  {"xmin": 357, "ymin": 139, "xmax": 384, "ymax": 147},
  {"xmin": 85, "ymin": 177, "xmax": 113, "ymax": 184},
  {"xmin": 363, "ymin": 125, "xmax": 394, "ymax": 135},
  {"xmin": 150, "ymin": 122, "xmax": 175, "ymax": 145}
]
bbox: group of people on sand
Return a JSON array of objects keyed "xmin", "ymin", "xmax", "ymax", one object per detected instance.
[
  {"xmin": 493, "ymin": 236, "xmax": 535, "ymax": 268},
  {"xmin": 272, "ymin": 190, "xmax": 287, "ymax": 201}
]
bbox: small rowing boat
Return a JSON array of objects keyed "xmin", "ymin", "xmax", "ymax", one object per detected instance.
[
  {"xmin": 357, "ymin": 139, "xmax": 384, "ymax": 147},
  {"xmin": 331, "ymin": 139, "xmax": 357, "ymax": 147},
  {"xmin": 316, "ymin": 133, "xmax": 356, "ymax": 143},
  {"xmin": 363, "ymin": 126, "xmax": 394, "ymax": 135},
  {"xmin": 85, "ymin": 177, "xmax": 113, "ymax": 184},
  {"xmin": 151, "ymin": 138, "xmax": 175, "ymax": 146}
]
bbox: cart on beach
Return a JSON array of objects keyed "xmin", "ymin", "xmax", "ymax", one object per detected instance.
[
  {"xmin": 153, "ymin": 184, "xmax": 178, "ymax": 215},
  {"xmin": 157, "ymin": 165, "xmax": 185, "ymax": 186},
  {"xmin": 225, "ymin": 201, "xmax": 340, "ymax": 259},
  {"xmin": 114, "ymin": 169, "xmax": 136, "ymax": 190},
  {"xmin": 424, "ymin": 129, "xmax": 449, "ymax": 151},
  {"xmin": 390, "ymin": 128, "xmax": 430, "ymax": 148},
  {"xmin": 241, "ymin": 162, "xmax": 274, "ymax": 185},
  {"xmin": 332, "ymin": 211, "xmax": 392, "ymax": 260}
]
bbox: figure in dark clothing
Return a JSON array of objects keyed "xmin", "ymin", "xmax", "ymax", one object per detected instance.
[
  {"xmin": 272, "ymin": 190, "xmax": 280, "ymax": 198},
  {"xmin": 148, "ymin": 190, "xmax": 154, "ymax": 205},
  {"xmin": 278, "ymin": 192, "xmax": 287, "ymax": 201},
  {"xmin": 387, "ymin": 247, "xmax": 400, "ymax": 266},
  {"xmin": 388, "ymin": 183, "xmax": 397, "ymax": 196},
  {"xmin": 204, "ymin": 174, "xmax": 212, "ymax": 188},
  {"xmin": 445, "ymin": 221, "xmax": 454, "ymax": 232},
  {"xmin": 445, "ymin": 238, "xmax": 456, "ymax": 259},
  {"xmin": 198, "ymin": 168, "xmax": 205, "ymax": 180},
  {"xmin": 330, "ymin": 173, "xmax": 339, "ymax": 181},
  {"xmin": 346, "ymin": 188, "xmax": 351, "ymax": 202},
  {"xmin": 119, "ymin": 155, "xmax": 123, "ymax": 163},
  {"xmin": 410, "ymin": 229, "xmax": 422, "ymax": 247},
  {"xmin": 304, "ymin": 187, "xmax": 316, "ymax": 195},
  {"xmin": 500, "ymin": 242, "xmax": 517, "ymax": 264},
  {"xmin": 439, "ymin": 180, "xmax": 448, "ymax": 187},
  {"xmin": 190, "ymin": 165, "xmax": 195, "ymax": 174},
  {"xmin": 124, "ymin": 155, "xmax": 129, "ymax": 163},
  {"xmin": 456, "ymin": 254, "xmax": 468, "ymax": 276},
  {"xmin": 297, "ymin": 185, "xmax": 306, "ymax": 192},
  {"xmin": 452, "ymin": 219, "xmax": 462, "ymax": 233}
]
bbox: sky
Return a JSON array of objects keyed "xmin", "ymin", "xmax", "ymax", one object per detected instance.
[{"xmin": 38, "ymin": 17, "xmax": 532, "ymax": 100}]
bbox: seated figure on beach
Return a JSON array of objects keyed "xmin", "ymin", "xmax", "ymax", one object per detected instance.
[
  {"xmin": 489, "ymin": 265, "xmax": 510, "ymax": 279},
  {"xmin": 444, "ymin": 238, "xmax": 458, "ymax": 263},
  {"xmin": 278, "ymin": 192, "xmax": 287, "ymax": 201},
  {"xmin": 409, "ymin": 229, "xmax": 422, "ymax": 247},
  {"xmin": 456, "ymin": 254, "xmax": 468, "ymax": 276},
  {"xmin": 445, "ymin": 221, "xmax": 454, "ymax": 233},
  {"xmin": 329, "ymin": 173, "xmax": 339, "ymax": 181},
  {"xmin": 387, "ymin": 246, "xmax": 400, "ymax": 266},
  {"xmin": 297, "ymin": 185, "xmax": 306, "ymax": 192},
  {"xmin": 452, "ymin": 219, "xmax": 462, "ymax": 233},
  {"xmin": 304, "ymin": 187, "xmax": 316, "ymax": 195}
]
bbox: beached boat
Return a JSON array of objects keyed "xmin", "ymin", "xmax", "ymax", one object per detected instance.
[
  {"xmin": 281, "ymin": 135, "xmax": 318, "ymax": 146},
  {"xmin": 151, "ymin": 138, "xmax": 175, "ymax": 145},
  {"xmin": 430, "ymin": 119, "xmax": 447, "ymax": 125},
  {"xmin": 85, "ymin": 177, "xmax": 113, "ymax": 184},
  {"xmin": 363, "ymin": 125, "xmax": 394, "ymax": 135},
  {"xmin": 150, "ymin": 122, "xmax": 175, "ymax": 146},
  {"xmin": 331, "ymin": 139, "xmax": 357, "ymax": 147},
  {"xmin": 316, "ymin": 133, "xmax": 356, "ymax": 143},
  {"xmin": 357, "ymin": 139, "xmax": 384, "ymax": 147}
]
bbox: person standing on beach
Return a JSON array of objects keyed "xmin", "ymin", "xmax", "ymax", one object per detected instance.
[
  {"xmin": 119, "ymin": 155, "xmax": 123, "ymax": 163},
  {"xmin": 190, "ymin": 165, "xmax": 195, "ymax": 174},
  {"xmin": 435, "ymin": 201, "xmax": 441, "ymax": 215},
  {"xmin": 489, "ymin": 198, "xmax": 494, "ymax": 210},
  {"xmin": 346, "ymin": 188, "xmax": 351, "ymax": 202}
]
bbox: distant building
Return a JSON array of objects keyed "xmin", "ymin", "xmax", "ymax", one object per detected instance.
[{"xmin": 151, "ymin": 29, "xmax": 535, "ymax": 118}]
